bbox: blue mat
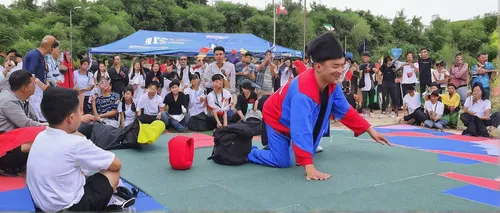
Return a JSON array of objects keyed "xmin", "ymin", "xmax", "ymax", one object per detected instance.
[
  {"xmin": 443, "ymin": 184, "xmax": 500, "ymax": 207},
  {"xmin": 0, "ymin": 178, "xmax": 166, "ymax": 212}
]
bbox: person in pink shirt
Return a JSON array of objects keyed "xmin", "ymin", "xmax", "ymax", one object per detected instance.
[{"xmin": 449, "ymin": 53, "xmax": 468, "ymax": 104}]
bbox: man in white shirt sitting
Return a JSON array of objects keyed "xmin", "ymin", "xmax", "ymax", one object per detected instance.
[
  {"xmin": 207, "ymin": 74, "xmax": 232, "ymax": 128},
  {"xmin": 26, "ymin": 87, "xmax": 134, "ymax": 212},
  {"xmin": 423, "ymin": 90, "xmax": 447, "ymax": 130},
  {"xmin": 399, "ymin": 86, "xmax": 425, "ymax": 125},
  {"xmin": 137, "ymin": 81, "xmax": 168, "ymax": 125}
]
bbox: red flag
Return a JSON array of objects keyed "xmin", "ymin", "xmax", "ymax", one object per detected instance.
[
  {"xmin": 276, "ymin": 5, "xmax": 288, "ymax": 15},
  {"xmin": 200, "ymin": 47, "xmax": 211, "ymax": 54},
  {"xmin": 231, "ymin": 49, "xmax": 237, "ymax": 55}
]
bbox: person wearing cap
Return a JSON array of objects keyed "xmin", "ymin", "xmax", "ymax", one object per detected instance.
[
  {"xmin": 422, "ymin": 82, "xmax": 440, "ymax": 102},
  {"xmin": 207, "ymin": 73, "xmax": 233, "ymax": 128},
  {"xmin": 247, "ymin": 32, "xmax": 389, "ymax": 181},
  {"xmin": 231, "ymin": 79, "xmax": 258, "ymax": 123},
  {"xmin": 399, "ymin": 85, "xmax": 425, "ymax": 124},
  {"xmin": 423, "ymin": 90, "xmax": 447, "ymax": 130}
]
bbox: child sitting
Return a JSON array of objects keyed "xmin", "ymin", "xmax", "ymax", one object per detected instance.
[
  {"xmin": 137, "ymin": 81, "xmax": 168, "ymax": 125},
  {"xmin": 162, "ymin": 79, "xmax": 189, "ymax": 132},
  {"xmin": 118, "ymin": 85, "xmax": 137, "ymax": 128},
  {"xmin": 207, "ymin": 74, "xmax": 232, "ymax": 128},
  {"xmin": 26, "ymin": 87, "xmax": 134, "ymax": 212}
]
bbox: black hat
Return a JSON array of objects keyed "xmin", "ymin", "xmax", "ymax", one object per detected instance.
[
  {"xmin": 240, "ymin": 79, "xmax": 254, "ymax": 89},
  {"xmin": 407, "ymin": 85, "xmax": 415, "ymax": 91},
  {"xmin": 306, "ymin": 32, "xmax": 344, "ymax": 63},
  {"xmin": 431, "ymin": 90, "xmax": 441, "ymax": 97},
  {"xmin": 212, "ymin": 73, "xmax": 224, "ymax": 81}
]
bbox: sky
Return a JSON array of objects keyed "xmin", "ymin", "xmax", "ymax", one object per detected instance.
[{"xmin": 0, "ymin": 0, "xmax": 497, "ymax": 25}]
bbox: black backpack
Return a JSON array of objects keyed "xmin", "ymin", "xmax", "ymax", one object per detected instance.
[
  {"xmin": 188, "ymin": 113, "xmax": 216, "ymax": 131},
  {"xmin": 207, "ymin": 123, "xmax": 254, "ymax": 165}
]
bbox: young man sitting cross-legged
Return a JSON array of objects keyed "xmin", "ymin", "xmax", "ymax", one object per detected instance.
[
  {"xmin": 26, "ymin": 87, "xmax": 134, "ymax": 212},
  {"xmin": 247, "ymin": 32, "xmax": 390, "ymax": 181}
]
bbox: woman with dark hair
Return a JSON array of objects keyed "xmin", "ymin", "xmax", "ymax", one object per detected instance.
[
  {"xmin": 274, "ymin": 57, "xmax": 297, "ymax": 91},
  {"xmin": 380, "ymin": 55, "xmax": 399, "ymax": 117},
  {"xmin": 460, "ymin": 83, "xmax": 492, "ymax": 137},
  {"xmin": 145, "ymin": 62, "xmax": 163, "ymax": 90},
  {"xmin": 118, "ymin": 85, "xmax": 137, "ymax": 129},
  {"xmin": 129, "ymin": 61, "xmax": 145, "ymax": 102},
  {"xmin": 95, "ymin": 62, "xmax": 109, "ymax": 85}
]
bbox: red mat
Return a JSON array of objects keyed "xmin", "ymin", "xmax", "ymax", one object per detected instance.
[
  {"xmin": 440, "ymin": 172, "xmax": 500, "ymax": 191},
  {"xmin": 0, "ymin": 176, "xmax": 25, "ymax": 192},
  {"xmin": 191, "ymin": 133, "xmax": 214, "ymax": 148}
]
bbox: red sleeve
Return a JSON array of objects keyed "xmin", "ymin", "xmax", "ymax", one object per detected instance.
[{"xmin": 339, "ymin": 107, "xmax": 371, "ymax": 137}]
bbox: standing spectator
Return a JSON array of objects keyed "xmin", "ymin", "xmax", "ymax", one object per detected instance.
[
  {"xmin": 400, "ymin": 52, "xmax": 419, "ymax": 97},
  {"xmin": 129, "ymin": 61, "xmax": 145, "ymax": 103},
  {"xmin": 202, "ymin": 46, "xmax": 235, "ymax": 94},
  {"xmin": 418, "ymin": 48, "xmax": 434, "ymax": 95},
  {"xmin": 235, "ymin": 52, "xmax": 256, "ymax": 92},
  {"xmin": 45, "ymin": 41, "xmax": 62, "ymax": 87},
  {"xmin": 472, "ymin": 53, "xmax": 496, "ymax": 99},
  {"xmin": 73, "ymin": 59, "xmax": 95, "ymax": 115},
  {"xmin": 95, "ymin": 62, "xmax": 109, "ymax": 85},
  {"xmin": 58, "ymin": 51, "xmax": 74, "ymax": 89},
  {"xmin": 145, "ymin": 63, "xmax": 163, "ymax": 91},
  {"xmin": 359, "ymin": 52, "xmax": 378, "ymax": 118},
  {"xmin": 432, "ymin": 60, "xmax": 449, "ymax": 93},
  {"xmin": 274, "ymin": 58, "xmax": 297, "ymax": 91},
  {"xmin": 380, "ymin": 56, "xmax": 399, "ymax": 117},
  {"xmin": 449, "ymin": 53, "xmax": 469, "ymax": 105},
  {"xmin": 108, "ymin": 55, "xmax": 129, "ymax": 98},
  {"xmin": 255, "ymin": 50, "xmax": 277, "ymax": 96},
  {"xmin": 173, "ymin": 55, "xmax": 192, "ymax": 91}
]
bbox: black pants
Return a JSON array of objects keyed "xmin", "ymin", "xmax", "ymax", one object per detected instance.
[
  {"xmin": 362, "ymin": 89, "xmax": 375, "ymax": 111},
  {"xmin": 67, "ymin": 173, "xmax": 114, "ymax": 212},
  {"xmin": 491, "ymin": 112, "xmax": 500, "ymax": 127},
  {"xmin": 83, "ymin": 96, "xmax": 92, "ymax": 115},
  {"xmin": 420, "ymin": 83, "xmax": 429, "ymax": 96},
  {"xmin": 0, "ymin": 146, "xmax": 28, "ymax": 176},
  {"xmin": 460, "ymin": 113, "xmax": 492, "ymax": 137},
  {"xmin": 381, "ymin": 82, "xmax": 399, "ymax": 112},
  {"xmin": 403, "ymin": 108, "xmax": 427, "ymax": 124}
]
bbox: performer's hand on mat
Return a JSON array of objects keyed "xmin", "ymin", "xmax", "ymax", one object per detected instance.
[
  {"xmin": 305, "ymin": 165, "xmax": 331, "ymax": 181},
  {"xmin": 367, "ymin": 127, "xmax": 391, "ymax": 146}
]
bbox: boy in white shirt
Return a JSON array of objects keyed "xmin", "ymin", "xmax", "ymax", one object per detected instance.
[
  {"xmin": 137, "ymin": 81, "xmax": 168, "ymax": 125},
  {"xmin": 423, "ymin": 90, "xmax": 448, "ymax": 130},
  {"xmin": 26, "ymin": 87, "xmax": 134, "ymax": 212},
  {"xmin": 399, "ymin": 86, "xmax": 425, "ymax": 124},
  {"xmin": 207, "ymin": 74, "xmax": 232, "ymax": 128}
]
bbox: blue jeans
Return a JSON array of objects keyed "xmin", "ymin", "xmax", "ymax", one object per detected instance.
[
  {"xmin": 161, "ymin": 112, "xmax": 189, "ymax": 132},
  {"xmin": 424, "ymin": 119, "xmax": 449, "ymax": 129}
]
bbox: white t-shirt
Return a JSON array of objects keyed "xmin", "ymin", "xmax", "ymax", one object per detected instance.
[
  {"xmin": 118, "ymin": 102, "xmax": 136, "ymax": 127},
  {"xmin": 280, "ymin": 67, "xmax": 292, "ymax": 87},
  {"xmin": 138, "ymin": 94, "xmax": 164, "ymax": 116},
  {"xmin": 464, "ymin": 97, "xmax": 491, "ymax": 117},
  {"xmin": 185, "ymin": 87, "xmax": 206, "ymax": 116},
  {"xmin": 73, "ymin": 70, "xmax": 95, "ymax": 96},
  {"xmin": 401, "ymin": 62, "xmax": 419, "ymax": 84},
  {"xmin": 424, "ymin": 100, "xmax": 444, "ymax": 118},
  {"xmin": 207, "ymin": 88, "xmax": 232, "ymax": 112},
  {"xmin": 432, "ymin": 69, "xmax": 450, "ymax": 88},
  {"xmin": 26, "ymin": 127, "xmax": 115, "ymax": 212},
  {"xmin": 202, "ymin": 62, "xmax": 235, "ymax": 93},
  {"xmin": 403, "ymin": 92, "xmax": 421, "ymax": 114},
  {"xmin": 361, "ymin": 72, "xmax": 372, "ymax": 91}
]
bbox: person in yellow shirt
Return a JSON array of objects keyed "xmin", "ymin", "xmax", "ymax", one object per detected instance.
[{"xmin": 440, "ymin": 83, "xmax": 461, "ymax": 128}]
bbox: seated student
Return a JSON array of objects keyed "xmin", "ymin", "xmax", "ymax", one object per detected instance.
[
  {"xmin": 118, "ymin": 85, "xmax": 137, "ymax": 129},
  {"xmin": 460, "ymin": 83, "xmax": 492, "ymax": 137},
  {"xmin": 399, "ymin": 86, "xmax": 425, "ymax": 124},
  {"xmin": 207, "ymin": 74, "xmax": 233, "ymax": 128},
  {"xmin": 137, "ymin": 81, "xmax": 168, "ymax": 125},
  {"xmin": 26, "ymin": 87, "xmax": 134, "ymax": 212},
  {"xmin": 231, "ymin": 79, "xmax": 258, "ymax": 123},
  {"xmin": 163, "ymin": 79, "xmax": 189, "ymax": 132},
  {"xmin": 0, "ymin": 70, "xmax": 44, "ymax": 176},
  {"xmin": 422, "ymin": 82, "xmax": 440, "ymax": 102},
  {"xmin": 247, "ymin": 32, "xmax": 389, "ymax": 180},
  {"xmin": 91, "ymin": 77, "xmax": 121, "ymax": 128},
  {"xmin": 440, "ymin": 83, "xmax": 460, "ymax": 128},
  {"xmin": 184, "ymin": 74, "xmax": 206, "ymax": 116},
  {"xmin": 423, "ymin": 90, "xmax": 447, "ymax": 130}
]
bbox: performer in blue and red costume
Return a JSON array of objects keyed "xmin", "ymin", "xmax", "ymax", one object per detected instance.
[{"xmin": 247, "ymin": 32, "xmax": 391, "ymax": 181}]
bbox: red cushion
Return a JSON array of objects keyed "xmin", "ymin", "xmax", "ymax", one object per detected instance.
[
  {"xmin": 0, "ymin": 126, "xmax": 46, "ymax": 157},
  {"xmin": 168, "ymin": 136, "xmax": 194, "ymax": 170}
]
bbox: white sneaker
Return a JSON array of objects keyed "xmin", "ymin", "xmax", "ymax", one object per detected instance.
[
  {"xmin": 316, "ymin": 146, "xmax": 323, "ymax": 153},
  {"xmin": 107, "ymin": 194, "xmax": 135, "ymax": 211},
  {"xmin": 370, "ymin": 112, "xmax": 375, "ymax": 118}
]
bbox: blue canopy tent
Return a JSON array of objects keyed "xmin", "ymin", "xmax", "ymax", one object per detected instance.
[{"xmin": 89, "ymin": 30, "xmax": 303, "ymax": 58}]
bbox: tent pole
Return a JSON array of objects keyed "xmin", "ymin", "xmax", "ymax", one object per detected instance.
[
  {"xmin": 273, "ymin": 0, "xmax": 276, "ymax": 46},
  {"xmin": 303, "ymin": 0, "xmax": 306, "ymax": 60}
]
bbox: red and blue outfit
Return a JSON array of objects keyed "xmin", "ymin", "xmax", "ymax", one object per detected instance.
[{"xmin": 247, "ymin": 68, "xmax": 371, "ymax": 167}]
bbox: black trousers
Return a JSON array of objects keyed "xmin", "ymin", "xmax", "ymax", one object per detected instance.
[
  {"xmin": 403, "ymin": 108, "xmax": 427, "ymax": 124},
  {"xmin": 362, "ymin": 89, "xmax": 375, "ymax": 110},
  {"xmin": 460, "ymin": 113, "xmax": 492, "ymax": 137},
  {"xmin": 381, "ymin": 82, "xmax": 400, "ymax": 112}
]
